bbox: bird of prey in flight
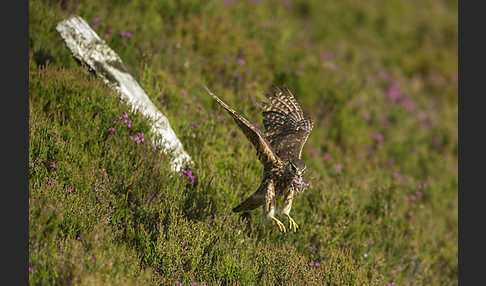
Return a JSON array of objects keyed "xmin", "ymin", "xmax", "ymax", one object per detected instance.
[{"xmin": 204, "ymin": 85, "xmax": 313, "ymax": 233}]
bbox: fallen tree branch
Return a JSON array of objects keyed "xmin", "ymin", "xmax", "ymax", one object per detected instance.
[{"xmin": 56, "ymin": 15, "xmax": 192, "ymax": 172}]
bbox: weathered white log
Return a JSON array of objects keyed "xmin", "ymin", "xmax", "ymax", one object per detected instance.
[{"xmin": 56, "ymin": 15, "xmax": 192, "ymax": 172}]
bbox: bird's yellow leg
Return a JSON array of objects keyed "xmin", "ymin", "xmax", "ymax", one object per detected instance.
[
  {"xmin": 270, "ymin": 215, "xmax": 286, "ymax": 233},
  {"xmin": 285, "ymin": 214, "xmax": 299, "ymax": 232}
]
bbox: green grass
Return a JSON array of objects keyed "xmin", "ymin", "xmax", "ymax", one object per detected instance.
[{"xmin": 29, "ymin": 0, "xmax": 457, "ymax": 285}]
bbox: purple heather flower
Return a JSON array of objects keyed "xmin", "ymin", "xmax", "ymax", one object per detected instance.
[
  {"xmin": 252, "ymin": 122, "xmax": 259, "ymax": 127},
  {"xmin": 187, "ymin": 171, "xmax": 193, "ymax": 176},
  {"xmin": 391, "ymin": 173, "xmax": 402, "ymax": 180},
  {"xmin": 315, "ymin": 263, "xmax": 320, "ymax": 267},
  {"xmin": 236, "ymin": 58, "xmax": 245, "ymax": 65},
  {"xmin": 189, "ymin": 175, "xmax": 195, "ymax": 181},
  {"xmin": 369, "ymin": 239, "xmax": 375, "ymax": 245},
  {"xmin": 418, "ymin": 183, "xmax": 428, "ymax": 190},
  {"xmin": 59, "ymin": 242, "xmax": 63, "ymax": 249},
  {"xmin": 334, "ymin": 163, "xmax": 342, "ymax": 172},
  {"xmin": 320, "ymin": 51, "xmax": 334, "ymax": 61},
  {"xmin": 323, "ymin": 153, "xmax": 332, "ymax": 161},
  {"xmin": 76, "ymin": 237, "xmax": 81, "ymax": 241},
  {"xmin": 298, "ymin": 63, "xmax": 305, "ymax": 72},
  {"xmin": 182, "ymin": 169, "xmax": 187, "ymax": 174},
  {"xmin": 92, "ymin": 255, "xmax": 96, "ymax": 263},
  {"xmin": 275, "ymin": 210, "xmax": 279, "ymax": 215},
  {"xmin": 328, "ymin": 62, "xmax": 338, "ymax": 71},
  {"xmin": 401, "ymin": 97, "xmax": 416, "ymax": 111},
  {"xmin": 372, "ymin": 134, "xmax": 384, "ymax": 144},
  {"xmin": 386, "ymin": 84, "xmax": 401, "ymax": 102},
  {"xmin": 108, "ymin": 28, "xmax": 113, "ymax": 34},
  {"xmin": 364, "ymin": 145, "xmax": 374, "ymax": 155},
  {"xmin": 235, "ymin": 72, "xmax": 243, "ymax": 81},
  {"xmin": 379, "ymin": 69, "xmax": 390, "ymax": 81},
  {"xmin": 223, "ymin": 0, "xmax": 237, "ymax": 6},
  {"xmin": 374, "ymin": 278, "xmax": 379, "ymax": 283},
  {"xmin": 123, "ymin": 112, "xmax": 128, "ymax": 118},
  {"xmin": 124, "ymin": 119, "xmax": 128, "ymax": 124},
  {"xmin": 93, "ymin": 17, "xmax": 101, "ymax": 23},
  {"xmin": 310, "ymin": 149, "xmax": 318, "ymax": 158},
  {"xmin": 109, "ymin": 127, "xmax": 115, "ymax": 132},
  {"xmin": 188, "ymin": 165, "xmax": 192, "ymax": 169},
  {"xmin": 452, "ymin": 201, "xmax": 457, "ymax": 207},
  {"xmin": 29, "ymin": 267, "xmax": 34, "ymax": 273},
  {"xmin": 51, "ymin": 162, "xmax": 56, "ymax": 168},
  {"xmin": 104, "ymin": 34, "xmax": 109, "ymax": 39},
  {"xmin": 216, "ymin": 115, "xmax": 223, "ymax": 120},
  {"xmin": 361, "ymin": 111, "xmax": 371, "ymax": 122},
  {"xmin": 410, "ymin": 195, "xmax": 417, "ymax": 201},
  {"xmin": 433, "ymin": 136, "xmax": 442, "ymax": 148},
  {"xmin": 153, "ymin": 145, "xmax": 157, "ymax": 150},
  {"xmin": 46, "ymin": 179, "xmax": 52, "ymax": 185},
  {"xmin": 120, "ymin": 31, "xmax": 133, "ymax": 38},
  {"xmin": 308, "ymin": 262, "xmax": 314, "ymax": 267},
  {"xmin": 67, "ymin": 187, "xmax": 72, "ymax": 193},
  {"xmin": 118, "ymin": 116, "xmax": 123, "ymax": 120}
]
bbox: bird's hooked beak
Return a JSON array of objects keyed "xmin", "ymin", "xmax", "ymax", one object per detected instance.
[{"xmin": 296, "ymin": 170, "xmax": 303, "ymax": 176}]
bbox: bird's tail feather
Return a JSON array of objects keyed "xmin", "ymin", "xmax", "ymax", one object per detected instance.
[
  {"xmin": 232, "ymin": 194, "xmax": 265, "ymax": 212},
  {"xmin": 232, "ymin": 183, "xmax": 267, "ymax": 213}
]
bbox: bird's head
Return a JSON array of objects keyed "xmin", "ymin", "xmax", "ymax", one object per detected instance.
[
  {"xmin": 289, "ymin": 158, "xmax": 306, "ymax": 177},
  {"xmin": 289, "ymin": 158, "xmax": 309, "ymax": 193}
]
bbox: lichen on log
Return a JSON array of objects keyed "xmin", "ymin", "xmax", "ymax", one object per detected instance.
[{"xmin": 56, "ymin": 15, "xmax": 192, "ymax": 172}]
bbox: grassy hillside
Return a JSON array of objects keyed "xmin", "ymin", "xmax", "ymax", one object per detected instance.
[{"xmin": 29, "ymin": 0, "xmax": 457, "ymax": 285}]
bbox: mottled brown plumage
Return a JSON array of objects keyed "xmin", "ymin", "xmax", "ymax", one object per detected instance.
[{"xmin": 204, "ymin": 85, "xmax": 313, "ymax": 232}]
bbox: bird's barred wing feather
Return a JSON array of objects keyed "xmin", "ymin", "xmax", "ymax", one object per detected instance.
[
  {"xmin": 204, "ymin": 85, "xmax": 279, "ymax": 166},
  {"xmin": 260, "ymin": 85, "xmax": 313, "ymax": 160}
]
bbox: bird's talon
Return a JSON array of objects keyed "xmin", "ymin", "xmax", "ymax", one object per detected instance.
[
  {"xmin": 271, "ymin": 216, "xmax": 287, "ymax": 233},
  {"xmin": 286, "ymin": 215, "xmax": 299, "ymax": 232}
]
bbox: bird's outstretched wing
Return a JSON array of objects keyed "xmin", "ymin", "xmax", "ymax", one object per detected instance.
[
  {"xmin": 204, "ymin": 85, "xmax": 279, "ymax": 166},
  {"xmin": 259, "ymin": 85, "xmax": 313, "ymax": 160}
]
